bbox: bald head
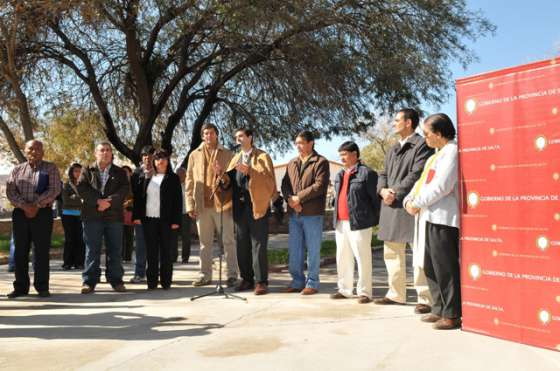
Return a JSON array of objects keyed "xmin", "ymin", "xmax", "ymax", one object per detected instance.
[{"xmin": 24, "ymin": 140, "xmax": 44, "ymax": 165}]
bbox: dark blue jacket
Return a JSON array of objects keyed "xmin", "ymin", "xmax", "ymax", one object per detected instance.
[{"xmin": 333, "ymin": 162, "xmax": 380, "ymax": 231}]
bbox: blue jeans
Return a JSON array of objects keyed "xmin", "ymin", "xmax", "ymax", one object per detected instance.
[
  {"xmin": 134, "ymin": 224, "xmax": 146, "ymax": 278},
  {"xmin": 288, "ymin": 214, "xmax": 324, "ymax": 290},
  {"xmin": 82, "ymin": 221, "xmax": 124, "ymax": 287}
]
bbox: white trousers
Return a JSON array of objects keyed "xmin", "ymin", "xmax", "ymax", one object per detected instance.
[
  {"xmin": 383, "ymin": 241, "xmax": 432, "ymax": 305},
  {"xmin": 335, "ymin": 221, "xmax": 373, "ymax": 298}
]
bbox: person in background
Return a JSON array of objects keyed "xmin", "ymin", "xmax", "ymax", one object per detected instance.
[
  {"xmin": 133, "ymin": 149, "xmax": 182, "ymax": 290},
  {"xmin": 404, "ymin": 113, "xmax": 461, "ymax": 330},
  {"xmin": 61, "ymin": 163, "xmax": 85, "ymax": 270},
  {"xmin": 129, "ymin": 145, "xmax": 155, "ymax": 284},
  {"xmin": 175, "ymin": 167, "xmax": 192, "ymax": 264},
  {"xmin": 121, "ymin": 165, "xmax": 134, "ymax": 262},
  {"xmin": 6, "ymin": 140, "xmax": 62, "ymax": 298}
]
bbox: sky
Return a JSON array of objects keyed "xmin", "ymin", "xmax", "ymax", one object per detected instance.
[
  {"xmin": 1, "ymin": 1, "xmax": 559, "ymax": 173},
  {"xmin": 272, "ymin": 0, "xmax": 560, "ymax": 164}
]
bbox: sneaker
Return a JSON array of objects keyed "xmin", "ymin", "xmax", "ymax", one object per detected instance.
[
  {"xmin": 192, "ymin": 277, "xmax": 212, "ymax": 287},
  {"xmin": 226, "ymin": 277, "xmax": 237, "ymax": 288},
  {"xmin": 129, "ymin": 275, "xmax": 145, "ymax": 284}
]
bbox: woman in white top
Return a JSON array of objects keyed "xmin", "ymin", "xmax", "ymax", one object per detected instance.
[
  {"xmin": 403, "ymin": 113, "xmax": 461, "ymax": 330},
  {"xmin": 133, "ymin": 149, "xmax": 182, "ymax": 290}
]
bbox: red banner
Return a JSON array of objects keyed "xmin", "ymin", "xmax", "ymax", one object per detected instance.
[{"xmin": 457, "ymin": 58, "xmax": 560, "ymax": 351}]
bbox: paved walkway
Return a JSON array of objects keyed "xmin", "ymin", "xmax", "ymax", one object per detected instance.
[{"xmin": 0, "ymin": 244, "xmax": 558, "ymax": 370}]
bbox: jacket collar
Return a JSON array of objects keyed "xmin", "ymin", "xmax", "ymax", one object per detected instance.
[{"xmin": 196, "ymin": 142, "xmax": 226, "ymax": 152}]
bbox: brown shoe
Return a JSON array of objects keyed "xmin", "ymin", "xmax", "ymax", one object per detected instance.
[
  {"xmin": 254, "ymin": 283, "xmax": 268, "ymax": 296},
  {"xmin": 373, "ymin": 297, "xmax": 405, "ymax": 305},
  {"xmin": 330, "ymin": 292, "xmax": 347, "ymax": 299},
  {"xmin": 415, "ymin": 304, "xmax": 432, "ymax": 314},
  {"xmin": 113, "ymin": 283, "xmax": 127, "ymax": 293},
  {"xmin": 421, "ymin": 313, "xmax": 442, "ymax": 323},
  {"xmin": 81, "ymin": 284, "xmax": 94, "ymax": 294},
  {"xmin": 235, "ymin": 280, "xmax": 255, "ymax": 292},
  {"xmin": 433, "ymin": 318, "xmax": 462, "ymax": 330},
  {"xmin": 284, "ymin": 286, "xmax": 303, "ymax": 293},
  {"xmin": 301, "ymin": 288, "xmax": 318, "ymax": 295},
  {"xmin": 357, "ymin": 296, "xmax": 372, "ymax": 304}
]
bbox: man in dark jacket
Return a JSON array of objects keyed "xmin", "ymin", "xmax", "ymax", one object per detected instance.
[
  {"xmin": 330, "ymin": 142, "xmax": 380, "ymax": 304},
  {"xmin": 374, "ymin": 108, "xmax": 434, "ymax": 314},
  {"xmin": 78, "ymin": 141, "xmax": 129, "ymax": 294},
  {"xmin": 281, "ymin": 130, "xmax": 330, "ymax": 295}
]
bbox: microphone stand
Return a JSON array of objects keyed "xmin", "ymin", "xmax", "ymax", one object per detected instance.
[{"xmin": 191, "ymin": 160, "xmax": 246, "ymax": 302}]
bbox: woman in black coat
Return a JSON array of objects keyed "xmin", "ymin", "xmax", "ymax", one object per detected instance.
[
  {"xmin": 61, "ymin": 163, "xmax": 85, "ymax": 270},
  {"xmin": 132, "ymin": 149, "xmax": 182, "ymax": 289}
]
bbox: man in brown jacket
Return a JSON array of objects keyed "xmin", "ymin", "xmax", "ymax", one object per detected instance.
[
  {"xmin": 185, "ymin": 123, "xmax": 238, "ymax": 287},
  {"xmin": 224, "ymin": 128, "xmax": 276, "ymax": 295},
  {"xmin": 281, "ymin": 130, "xmax": 330, "ymax": 295}
]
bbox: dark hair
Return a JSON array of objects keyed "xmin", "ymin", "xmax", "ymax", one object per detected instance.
[
  {"xmin": 235, "ymin": 127, "xmax": 254, "ymax": 144},
  {"xmin": 152, "ymin": 149, "xmax": 172, "ymax": 174},
  {"xmin": 122, "ymin": 165, "xmax": 132, "ymax": 173},
  {"xmin": 140, "ymin": 145, "xmax": 155, "ymax": 156},
  {"xmin": 296, "ymin": 130, "xmax": 315, "ymax": 142},
  {"xmin": 338, "ymin": 141, "xmax": 360, "ymax": 158},
  {"xmin": 424, "ymin": 113, "xmax": 456, "ymax": 140},
  {"xmin": 201, "ymin": 122, "xmax": 219, "ymax": 137},
  {"xmin": 398, "ymin": 108, "xmax": 420, "ymax": 129},
  {"xmin": 67, "ymin": 163, "xmax": 82, "ymax": 182}
]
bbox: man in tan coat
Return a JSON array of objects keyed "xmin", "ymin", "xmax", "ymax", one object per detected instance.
[
  {"xmin": 224, "ymin": 128, "xmax": 276, "ymax": 295},
  {"xmin": 185, "ymin": 123, "xmax": 238, "ymax": 287}
]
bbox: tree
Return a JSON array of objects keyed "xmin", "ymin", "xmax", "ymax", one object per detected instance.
[
  {"xmin": 41, "ymin": 106, "xmax": 106, "ymax": 174},
  {"xmin": 12, "ymin": 0, "xmax": 493, "ymax": 166},
  {"xmin": 360, "ymin": 116, "xmax": 398, "ymax": 172},
  {"xmin": 0, "ymin": 1, "xmax": 44, "ymax": 163}
]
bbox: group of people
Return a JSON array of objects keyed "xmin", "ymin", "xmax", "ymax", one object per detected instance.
[{"xmin": 4, "ymin": 107, "xmax": 462, "ymax": 330}]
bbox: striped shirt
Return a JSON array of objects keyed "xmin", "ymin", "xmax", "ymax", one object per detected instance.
[{"xmin": 6, "ymin": 160, "xmax": 62, "ymax": 209}]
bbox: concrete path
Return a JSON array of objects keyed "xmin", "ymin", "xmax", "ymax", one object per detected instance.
[{"xmin": 0, "ymin": 245, "xmax": 558, "ymax": 370}]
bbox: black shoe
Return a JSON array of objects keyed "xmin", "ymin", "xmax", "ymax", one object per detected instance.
[
  {"xmin": 38, "ymin": 291, "xmax": 51, "ymax": 298},
  {"xmin": 7, "ymin": 291, "xmax": 27, "ymax": 299},
  {"xmin": 74, "ymin": 265, "xmax": 84, "ymax": 270},
  {"xmin": 62, "ymin": 265, "xmax": 72, "ymax": 271},
  {"xmin": 181, "ymin": 258, "xmax": 190, "ymax": 264}
]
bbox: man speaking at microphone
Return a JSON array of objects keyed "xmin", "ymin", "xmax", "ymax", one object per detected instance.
[
  {"xmin": 223, "ymin": 128, "xmax": 276, "ymax": 295},
  {"xmin": 185, "ymin": 123, "xmax": 239, "ymax": 288}
]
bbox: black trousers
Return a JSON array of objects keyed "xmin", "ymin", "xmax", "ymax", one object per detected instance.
[
  {"xmin": 143, "ymin": 217, "xmax": 173, "ymax": 289},
  {"xmin": 171, "ymin": 214, "xmax": 192, "ymax": 263},
  {"xmin": 424, "ymin": 221, "xmax": 462, "ymax": 319},
  {"xmin": 62, "ymin": 214, "xmax": 85, "ymax": 267},
  {"xmin": 122, "ymin": 225, "xmax": 134, "ymax": 261},
  {"xmin": 12, "ymin": 207, "xmax": 53, "ymax": 293},
  {"xmin": 235, "ymin": 204, "xmax": 269, "ymax": 284}
]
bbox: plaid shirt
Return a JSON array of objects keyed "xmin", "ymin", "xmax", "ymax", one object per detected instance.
[
  {"xmin": 99, "ymin": 164, "xmax": 112, "ymax": 194},
  {"xmin": 6, "ymin": 160, "xmax": 62, "ymax": 209}
]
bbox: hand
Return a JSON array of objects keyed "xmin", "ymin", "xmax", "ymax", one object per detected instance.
[
  {"xmin": 171, "ymin": 224, "xmax": 180, "ymax": 230},
  {"xmin": 133, "ymin": 219, "xmax": 142, "ymax": 225},
  {"xmin": 293, "ymin": 204, "xmax": 303, "ymax": 213},
  {"xmin": 380, "ymin": 188, "xmax": 396, "ymax": 205},
  {"xmin": 22, "ymin": 205, "xmax": 39, "ymax": 219},
  {"xmin": 404, "ymin": 201, "xmax": 420, "ymax": 216},
  {"xmin": 290, "ymin": 195, "xmax": 300, "ymax": 206},
  {"xmin": 188, "ymin": 211, "xmax": 197, "ymax": 219},
  {"xmin": 235, "ymin": 163, "xmax": 250, "ymax": 176},
  {"xmin": 213, "ymin": 160, "xmax": 223, "ymax": 176},
  {"xmin": 97, "ymin": 198, "xmax": 111, "ymax": 212}
]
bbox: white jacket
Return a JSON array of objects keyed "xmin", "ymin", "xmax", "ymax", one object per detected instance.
[
  {"xmin": 404, "ymin": 141, "xmax": 459, "ymax": 268},
  {"xmin": 404, "ymin": 140, "xmax": 460, "ymax": 228}
]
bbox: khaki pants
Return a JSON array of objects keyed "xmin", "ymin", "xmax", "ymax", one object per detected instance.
[
  {"xmin": 383, "ymin": 241, "xmax": 432, "ymax": 305},
  {"xmin": 196, "ymin": 207, "xmax": 238, "ymax": 280}
]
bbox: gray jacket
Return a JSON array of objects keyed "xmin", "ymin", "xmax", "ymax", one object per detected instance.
[{"xmin": 376, "ymin": 133, "xmax": 434, "ymax": 243}]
